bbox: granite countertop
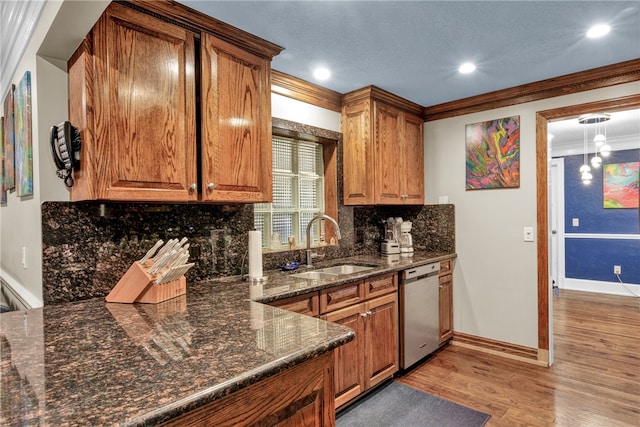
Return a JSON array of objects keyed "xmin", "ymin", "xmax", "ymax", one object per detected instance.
[
  {"xmin": 245, "ymin": 251, "xmax": 456, "ymax": 304},
  {"xmin": 0, "ymin": 251, "xmax": 454, "ymax": 426}
]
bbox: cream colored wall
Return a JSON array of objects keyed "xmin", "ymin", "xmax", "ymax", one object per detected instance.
[
  {"xmin": 0, "ymin": 0, "xmax": 108, "ymax": 307},
  {"xmin": 272, "ymin": 93, "xmax": 341, "ymax": 131},
  {"xmin": 1, "ymin": 1, "xmax": 64, "ymax": 308},
  {"xmin": 424, "ymin": 81, "xmax": 640, "ymax": 348}
]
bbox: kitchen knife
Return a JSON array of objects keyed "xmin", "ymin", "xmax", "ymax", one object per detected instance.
[
  {"xmin": 154, "ymin": 239, "xmax": 178, "ymax": 261},
  {"xmin": 139, "ymin": 240, "xmax": 164, "ymax": 264},
  {"xmin": 149, "ymin": 249, "xmax": 179, "ymax": 276},
  {"xmin": 155, "ymin": 263, "xmax": 194, "ymax": 285}
]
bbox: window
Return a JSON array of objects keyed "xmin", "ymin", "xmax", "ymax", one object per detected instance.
[{"xmin": 254, "ymin": 135, "xmax": 326, "ymax": 249}]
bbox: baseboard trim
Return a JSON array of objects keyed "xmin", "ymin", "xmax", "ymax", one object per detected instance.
[
  {"xmin": 452, "ymin": 332, "xmax": 547, "ymax": 366},
  {"xmin": 0, "ymin": 269, "xmax": 42, "ymax": 309},
  {"xmin": 561, "ymin": 278, "xmax": 639, "ymax": 297}
]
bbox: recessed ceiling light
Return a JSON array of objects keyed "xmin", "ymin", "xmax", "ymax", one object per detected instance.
[
  {"xmin": 313, "ymin": 67, "xmax": 331, "ymax": 81},
  {"xmin": 586, "ymin": 24, "xmax": 611, "ymax": 38},
  {"xmin": 458, "ymin": 62, "xmax": 476, "ymax": 74}
]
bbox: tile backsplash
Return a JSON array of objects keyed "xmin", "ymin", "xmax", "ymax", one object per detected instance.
[{"xmin": 41, "ymin": 201, "xmax": 454, "ymax": 305}]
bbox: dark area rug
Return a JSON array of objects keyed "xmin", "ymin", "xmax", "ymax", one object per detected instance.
[{"xmin": 336, "ymin": 381, "xmax": 491, "ymax": 427}]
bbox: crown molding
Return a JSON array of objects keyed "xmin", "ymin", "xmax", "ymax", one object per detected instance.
[
  {"xmin": 423, "ymin": 58, "xmax": 640, "ymax": 122},
  {"xmin": 271, "ymin": 70, "xmax": 342, "ymax": 112}
]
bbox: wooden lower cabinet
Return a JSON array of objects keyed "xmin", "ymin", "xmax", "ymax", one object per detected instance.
[
  {"xmin": 439, "ymin": 259, "xmax": 454, "ymax": 344},
  {"xmin": 322, "ymin": 303, "xmax": 364, "ymax": 408},
  {"xmin": 160, "ymin": 352, "xmax": 335, "ymax": 427},
  {"xmin": 364, "ymin": 293, "xmax": 399, "ymax": 389},
  {"xmin": 269, "ymin": 293, "xmax": 320, "ymax": 317},
  {"xmin": 322, "ymin": 291, "xmax": 398, "ymax": 409}
]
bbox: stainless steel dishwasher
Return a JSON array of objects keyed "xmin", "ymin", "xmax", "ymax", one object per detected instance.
[{"xmin": 399, "ymin": 262, "xmax": 441, "ymax": 369}]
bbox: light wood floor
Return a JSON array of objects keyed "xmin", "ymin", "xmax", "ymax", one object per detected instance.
[{"xmin": 397, "ymin": 289, "xmax": 640, "ymax": 426}]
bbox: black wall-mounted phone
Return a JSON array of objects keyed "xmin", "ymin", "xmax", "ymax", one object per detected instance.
[{"xmin": 50, "ymin": 121, "xmax": 81, "ymax": 187}]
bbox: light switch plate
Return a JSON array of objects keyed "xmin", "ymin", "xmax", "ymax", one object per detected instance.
[
  {"xmin": 572, "ymin": 218, "xmax": 579, "ymax": 227},
  {"xmin": 523, "ymin": 227, "xmax": 534, "ymax": 242}
]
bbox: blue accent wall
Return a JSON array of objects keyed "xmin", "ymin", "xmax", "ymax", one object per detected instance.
[{"xmin": 560, "ymin": 148, "xmax": 640, "ymax": 285}]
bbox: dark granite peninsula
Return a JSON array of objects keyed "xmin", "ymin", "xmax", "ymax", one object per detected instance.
[
  {"xmin": 0, "ymin": 279, "xmax": 353, "ymax": 426},
  {"xmin": 0, "ymin": 250, "xmax": 457, "ymax": 425}
]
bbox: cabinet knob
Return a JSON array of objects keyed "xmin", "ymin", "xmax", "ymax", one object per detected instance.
[
  {"xmin": 189, "ymin": 183, "xmax": 197, "ymax": 192},
  {"xmin": 207, "ymin": 183, "xmax": 215, "ymax": 191}
]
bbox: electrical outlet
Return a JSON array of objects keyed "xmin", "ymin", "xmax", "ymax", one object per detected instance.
[
  {"xmin": 614, "ymin": 265, "xmax": 621, "ymax": 275},
  {"xmin": 572, "ymin": 218, "xmax": 579, "ymax": 227}
]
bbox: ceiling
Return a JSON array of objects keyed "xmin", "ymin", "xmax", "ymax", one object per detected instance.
[
  {"xmin": 179, "ymin": 1, "xmax": 640, "ymax": 108},
  {"xmin": 179, "ymin": 1, "xmax": 640, "ymax": 154}
]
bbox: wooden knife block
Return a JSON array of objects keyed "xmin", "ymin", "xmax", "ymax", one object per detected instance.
[{"xmin": 106, "ymin": 261, "xmax": 186, "ymax": 304}]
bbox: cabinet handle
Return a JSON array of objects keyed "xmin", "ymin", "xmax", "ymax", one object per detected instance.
[
  {"xmin": 189, "ymin": 183, "xmax": 197, "ymax": 192},
  {"xmin": 361, "ymin": 310, "xmax": 373, "ymax": 318},
  {"xmin": 207, "ymin": 183, "xmax": 215, "ymax": 191}
]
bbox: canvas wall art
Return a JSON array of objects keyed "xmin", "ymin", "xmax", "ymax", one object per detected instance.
[
  {"xmin": 15, "ymin": 71, "xmax": 33, "ymax": 197},
  {"xmin": 603, "ymin": 161, "xmax": 639, "ymax": 208},
  {"xmin": 465, "ymin": 115, "xmax": 520, "ymax": 190},
  {"xmin": 3, "ymin": 84, "xmax": 15, "ymax": 193}
]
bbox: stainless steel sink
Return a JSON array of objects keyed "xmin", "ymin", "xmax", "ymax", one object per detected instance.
[
  {"xmin": 314, "ymin": 264, "xmax": 375, "ymax": 275},
  {"xmin": 290, "ymin": 271, "xmax": 338, "ymax": 280},
  {"xmin": 290, "ymin": 264, "xmax": 375, "ymax": 280}
]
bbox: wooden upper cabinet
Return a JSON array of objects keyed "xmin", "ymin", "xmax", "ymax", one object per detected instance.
[
  {"xmin": 68, "ymin": 1, "xmax": 281, "ymax": 203},
  {"xmin": 342, "ymin": 100, "xmax": 374, "ymax": 204},
  {"xmin": 402, "ymin": 112, "xmax": 425, "ymax": 203},
  {"xmin": 70, "ymin": 3, "xmax": 197, "ymax": 201},
  {"xmin": 200, "ymin": 34, "xmax": 272, "ymax": 202},
  {"xmin": 342, "ymin": 86, "xmax": 424, "ymax": 205}
]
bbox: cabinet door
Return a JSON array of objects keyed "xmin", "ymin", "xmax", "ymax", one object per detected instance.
[
  {"xmin": 374, "ymin": 102, "xmax": 403, "ymax": 204},
  {"xmin": 269, "ymin": 293, "xmax": 319, "ymax": 317},
  {"xmin": 322, "ymin": 304, "xmax": 364, "ymax": 409},
  {"xmin": 201, "ymin": 34, "xmax": 272, "ymax": 203},
  {"xmin": 93, "ymin": 3, "xmax": 197, "ymax": 201},
  {"xmin": 160, "ymin": 352, "xmax": 335, "ymax": 427},
  {"xmin": 342, "ymin": 100, "xmax": 374, "ymax": 205},
  {"xmin": 363, "ymin": 292, "xmax": 399, "ymax": 389},
  {"xmin": 439, "ymin": 274, "xmax": 453, "ymax": 343},
  {"xmin": 401, "ymin": 113, "xmax": 424, "ymax": 204}
]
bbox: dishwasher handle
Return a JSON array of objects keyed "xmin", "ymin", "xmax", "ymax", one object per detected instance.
[
  {"xmin": 403, "ymin": 270, "xmax": 439, "ymax": 284},
  {"xmin": 401, "ymin": 262, "xmax": 440, "ymax": 282}
]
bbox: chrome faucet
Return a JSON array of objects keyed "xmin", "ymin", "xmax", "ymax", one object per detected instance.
[{"xmin": 305, "ymin": 214, "xmax": 342, "ymax": 267}]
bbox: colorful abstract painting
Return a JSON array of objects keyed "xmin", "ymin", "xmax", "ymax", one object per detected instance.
[
  {"xmin": 465, "ymin": 116, "xmax": 520, "ymax": 190},
  {"xmin": 3, "ymin": 84, "xmax": 15, "ymax": 193},
  {"xmin": 603, "ymin": 162, "xmax": 639, "ymax": 208},
  {"xmin": 15, "ymin": 71, "xmax": 33, "ymax": 197}
]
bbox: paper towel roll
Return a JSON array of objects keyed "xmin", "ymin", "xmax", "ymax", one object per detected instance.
[{"xmin": 248, "ymin": 230, "xmax": 263, "ymax": 279}]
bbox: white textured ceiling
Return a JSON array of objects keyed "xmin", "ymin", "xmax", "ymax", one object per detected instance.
[{"xmin": 180, "ymin": 0, "xmax": 640, "ymax": 107}]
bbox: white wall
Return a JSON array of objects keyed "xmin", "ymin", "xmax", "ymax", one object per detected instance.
[
  {"xmin": 424, "ymin": 81, "xmax": 640, "ymax": 348},
  {"xmin": 1, "ymin": 0, "xmax": 108, "ymax": 308},
  {"xmin": 272, "ymin": 93, "xmax": 341, "ymax": 131},
  {"xmin": 1, "ymin": 1, "xmax": 64, "ymax": 308}
]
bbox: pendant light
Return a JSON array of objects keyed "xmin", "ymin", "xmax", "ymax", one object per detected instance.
[{"xmin": 577, "ymin": 113, "xmax": 611, "ymax": 185}]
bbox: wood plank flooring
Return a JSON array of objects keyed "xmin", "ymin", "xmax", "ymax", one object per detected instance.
[{"xmin": 397, "ymin": 290, "xmax": 640, "ymax": 426}]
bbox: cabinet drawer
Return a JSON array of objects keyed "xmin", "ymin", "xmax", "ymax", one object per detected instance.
[
  {"xmin": 439, "ymin": 259, "xmax": 453, "ymax": 276},
  {"xmin": 321, "ymin": 281, "xmax": 364, "ymax": 314},
  {"xmin": 364, "ymin": 273, "xmax": 397, "ymax": 300},
  {"xmin": 439, "ymin": 274, "xmax": 452, "ymax": 285},
  {"xmin": 270, "ymin": 293, "xmax": 319, "ymax": 317}
]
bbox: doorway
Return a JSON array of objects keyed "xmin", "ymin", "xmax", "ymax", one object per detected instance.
[{"xmin": 535, "ymin": 94, "xmax": 640, "ymax": 365}]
